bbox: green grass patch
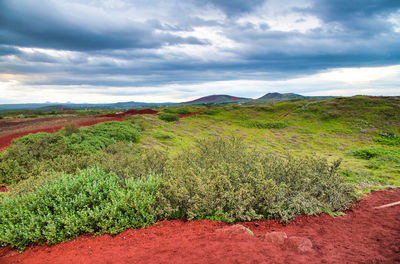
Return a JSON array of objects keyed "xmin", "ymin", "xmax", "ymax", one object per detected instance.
[
  {"xmin": 240, "ymin": 120, "xmax": 287, "ymax": 129},
  {"xmin": 373, "ymin": 132, "xmax": 400, "ymax": 146},
  {"xmin": 152, "ymin": 131, "xmax": 175, "ymax": 140}
]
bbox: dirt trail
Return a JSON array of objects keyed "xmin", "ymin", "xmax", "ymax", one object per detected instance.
[{"xmin": 1, "ymin": 189, "xmax": 399, "ymax": 264}]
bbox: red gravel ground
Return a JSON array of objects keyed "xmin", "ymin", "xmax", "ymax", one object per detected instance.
[{"xmin": 1, "ymin": 189, "xmax": 399, "ymax": 264}]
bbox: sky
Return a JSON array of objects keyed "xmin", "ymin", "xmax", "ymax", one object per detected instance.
[{"xmin": 0, "ymin": 0, "xmax": 400, "ymax": 104}]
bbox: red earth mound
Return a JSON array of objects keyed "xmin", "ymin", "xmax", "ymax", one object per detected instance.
[{"xmin": 1, "ymin": 189, "xmax": 399, "ymax": 264}]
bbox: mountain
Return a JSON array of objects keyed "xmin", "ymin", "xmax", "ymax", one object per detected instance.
[
  {"xmin": 257, "ymin": 93, "xmax": 336, "ymax": 102},
  {"xmin": 182, "ymin": 95, "xmax": 250, "ymax": 105}
]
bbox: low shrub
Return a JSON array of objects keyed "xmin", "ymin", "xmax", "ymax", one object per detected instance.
[
  {"xmin": 0, "ymin": 122, "xmax": 141, "ymax": 184},
  {"xmin": 203, "ymin": 109, "xmax": 221, "ymax": 115},
  {"xmin": 348, "ymin": 147, "xmax": 400, "ymax": 162},
  {"xmin": 158, "ymin": 113, "xmax": 179, "ymax": 122},
  {"xmin": 152, "ymin": 131, "xmax": 175, "ymax": 140},
  {"xmin": 60, "ymin": 125, "xmax": 80, "ymax": 136},
  {"xmin": 155, "ymin": 137, "xmax": 354, "ymax": 223},
  {"xmin": 373, "ymin": 132, "xmax": 400, "ymax": 146},
  {"xmin": 241, "ymin": 120, "xmax": 287, "ymax": 129},
  {"xmin": 0, "ymin": 168, "xmax": 159, "ymax": 251},
  {"xmin": 175, "ymin": 107, "xmax": 192, "ymax": 115}
]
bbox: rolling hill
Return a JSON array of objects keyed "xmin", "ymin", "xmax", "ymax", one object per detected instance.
[{"xmin": 181, "ymin": 94, "xmax": 250, "ymax": 105}]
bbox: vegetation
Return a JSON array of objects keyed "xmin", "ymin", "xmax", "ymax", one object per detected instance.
[
  {"xmin": 155, "ymin": 137, "xmax": 354, "ymax": 223},
  {"xmin": 0, "ymin": 122, "xmax": 141, "ymax": 184},
  {"xmin": 0, "ymin": 168, "xmax": 159, "ymax": 250},
  {"xmin": 1, "ymin": 95, "xmax": 399, "ymax": 251},
  {"xmin": 158, "ymin": 113, "xmax": 179, "ymax": 122}
]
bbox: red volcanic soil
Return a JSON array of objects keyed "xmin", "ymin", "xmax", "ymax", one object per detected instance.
[
  {"xmin": 1, "ymin": 189, "xmax": 399, "ymax": 264},
  {"xmin": 0, "ymin": 185, "xmax": 8, "ymax": 193},
  {"xmin": 0, "ymin": 109, "xmax": 159, "ymax": 150}
]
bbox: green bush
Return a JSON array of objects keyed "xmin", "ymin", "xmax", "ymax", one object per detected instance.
[
  {"xmin": 203, "ymin": 109, "xmax": 221, "ymax": 115},
  {"xmin": 155, "ymin": 137, "xmax": 354, "ymax": 223},
  {"xmin": 0, "ymin": 168, "xmax": 159, "ymax": 251},
  {"xmin": 348, "ymin": 147, "xmax": 400, "ymax": 162},
  {"xmin": 152, "ymin": 131, "xmax": 175, "ymax": 140},
  {"xmin": 92, "ymin": 142, "xmax": 169, "ymax": 181},
  {"xmin": 0, "ymin": 122, "xmax": 141, "ymax": 184},
  {"xmin": 175, "ymin": 107, "xmax": 192, "ymax": 115},
  {"xmin": 82, "ymin": 122, "xmax": 141, "ymax": 143},
  {"xmin": 158, "ymin": 113, "xmax": 179, "ymax": 122},
  {"xmin": 373, "ymin": 132, "xmax": 400, "ymax": 146},
  {"xmin": 241, "ymin": 120, "xmax": 287, "ymax": 129},
  {"xmin": 60, "ymin": 125, "xmax": 80, "ymax": 136}
]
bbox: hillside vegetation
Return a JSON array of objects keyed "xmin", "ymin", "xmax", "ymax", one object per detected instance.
[{"xmin": 0, "ymin": 95, "xmax": 399, "ymax": 251}]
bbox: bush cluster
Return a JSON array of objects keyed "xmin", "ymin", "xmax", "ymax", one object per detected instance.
[
  {"xmin": 155, "ymin": 137, "xmax": 354, "ymax": 223},
  {"xmin": 158, "ymin": 113, "xmax": 179, "ymax": 122},
  {"xmin": 0, "ymin": 136, "xmax": 355, "ymax": 251},
  {"xmin": 241, "ymin": 120, "xmax": 287, "ymax": 129},
  {"xmin": 373, "ymin": 132, "xmax": 400, "ymax": 146},
  {"xmin": 0, "ymin": 122, "xmax": 141, "ymax": 184},
  {"xmin": 0, "ymin": 168, "xmax": 158, "ymax": 250}
]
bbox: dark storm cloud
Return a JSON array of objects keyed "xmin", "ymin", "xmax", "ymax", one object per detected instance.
[
  {"xmin": 0, "ymin": 0, "xmax": 206, "ymax": 51},
  {"xmin": 303, "ymin": 0, "xmax": 400, "ymax": 34}
]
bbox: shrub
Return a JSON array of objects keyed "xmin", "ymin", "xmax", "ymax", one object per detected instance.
[
  {"xmin": 60, "ymin": 125, "xmax": 80, "ymax": 136},
  {"xmin": 152, "ymin": 131, "xmax": 175, "ymax": 140},
  {"xmin": 348, "ymin": 147, "xmax": 400, "ymax": 162},
  {"xmin": 373, "ymin": 132, "xmax": 400, "ymax": 146},
  {"xmin": 0, "ymin": 168, "xmax": 159, "ymax": 251},
  {"xmin": 158, "ymin": 113, "xmax": 179, "ymax": 122},
  {"xmin": 92, "ymin": 143, "xmax": 169, "ymax": 181},
  {"xmin": 203, "ymin": 109, "xmax": 221, "ymax": 115},
  {"xmin": 82, "ymin": 122, "xmax": 141, "ymax": 143},
  {"xmin": 155, "ymin": 137, "xmax": 354, "ymax": 223},
  {"xmin": 241, "ymin": 120, "xmax": 287, "ymax": 129},
  {"xmin": 0, "ymin": 122, "xmax": 141, "ymax": 184},
  {"xmin": 320, "ymin": 111, "xmax": 341, "ymax": 120},
  {"xmin": 175, "ymin": 107, "xmax": 192, "ymax": 115}
]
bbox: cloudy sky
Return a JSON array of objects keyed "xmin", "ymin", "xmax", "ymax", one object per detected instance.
[{"xmin": 1, "ymin": 0, "xmax": 400, "ymax": 103}]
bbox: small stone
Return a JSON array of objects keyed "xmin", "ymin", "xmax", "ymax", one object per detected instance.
[
  {"xmin": 263, "ymin": 232, "xmax": 287, "ymax": 244},
  {"xmin": 285, "ymin": 236, "xmax": 313, "ymax": 252},
  {"xmin": 216, "ymin": 224, "xmax": 254, "ymax": 237}
]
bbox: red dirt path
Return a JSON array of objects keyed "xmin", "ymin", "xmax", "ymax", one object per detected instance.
[{"xmin": 1, "ymin": 189, "xmax": 399, "ymax": 264}]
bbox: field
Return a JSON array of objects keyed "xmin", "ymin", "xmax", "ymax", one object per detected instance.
[{"xmin": 0, "ymin": 96, "xmax": 399, "ymax": 263}]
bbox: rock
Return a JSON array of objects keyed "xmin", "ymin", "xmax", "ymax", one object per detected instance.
[
  {"xmin": 263, "ymin": 232, "xmax": 287, "ymax": 244},
  {"xmin": 216, "ymin": 224, "xmax": 254, "ymax": 237},
  {"xmin": 285, "ymin": 236, "xmax": 313, "ymax": 252}
]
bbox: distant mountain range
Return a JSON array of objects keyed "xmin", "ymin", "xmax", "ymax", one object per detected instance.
[{"xmin": 0, "ymin": 93, "xmax": 336, "ymax": 111}]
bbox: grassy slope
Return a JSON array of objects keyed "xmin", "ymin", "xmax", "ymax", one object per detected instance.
[{"xmin": 137, "ymin": 96, "xmax": 400, "ymax": 190}]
